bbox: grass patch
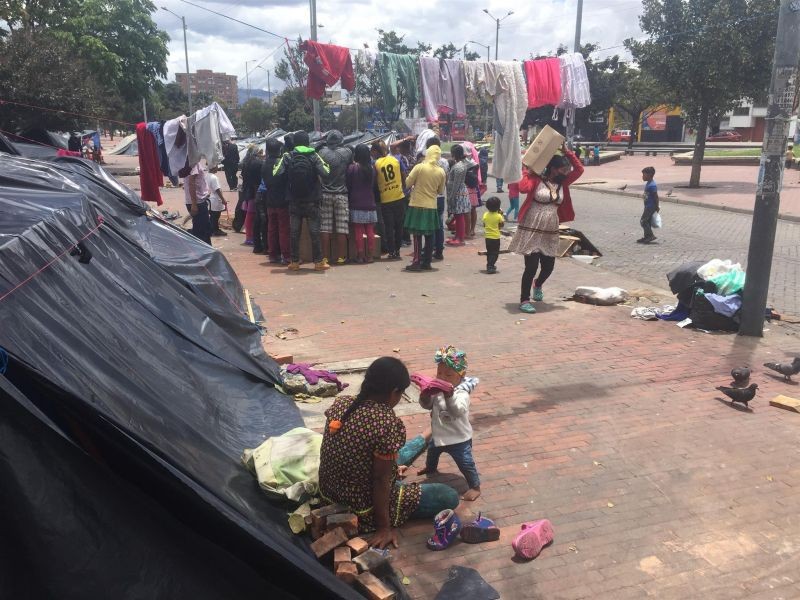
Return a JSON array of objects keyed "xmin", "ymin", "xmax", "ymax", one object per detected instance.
[{"xmin": 704, "ymin": 148, "xmax": 762, "ymax": 157}]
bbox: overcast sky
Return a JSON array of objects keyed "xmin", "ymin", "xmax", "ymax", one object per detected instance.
[{"xmin": 154, "ymin": 0, "xmax": 644, "ymax": 94}]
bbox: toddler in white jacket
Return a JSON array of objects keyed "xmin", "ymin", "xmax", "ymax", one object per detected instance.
[{"xmin": 418, "ymin": 345, "xmax": 482, "ymax": 501}]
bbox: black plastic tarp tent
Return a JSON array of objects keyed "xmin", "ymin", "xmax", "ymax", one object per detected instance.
[{"xmin": 0, "ymin": 153, "xmax": 360, "ymax": 599}]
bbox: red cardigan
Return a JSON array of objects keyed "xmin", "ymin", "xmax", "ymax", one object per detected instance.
[{"xmin": 517, "ymin": 150, "xmax": 584, "ymax": 224}]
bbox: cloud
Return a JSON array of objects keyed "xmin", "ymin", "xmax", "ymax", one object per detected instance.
[{"xmin": 155, "ymin": 0, "xmax": 644, "ymax": 94}]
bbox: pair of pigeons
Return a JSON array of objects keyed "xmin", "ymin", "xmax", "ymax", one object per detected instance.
[{"xmin": 716, "ymin": 357, "xmax": 800, "ymax": 408}]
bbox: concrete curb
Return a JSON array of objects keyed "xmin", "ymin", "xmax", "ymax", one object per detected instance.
[{"xmin": 576, "ymin": 185, "xmax": 800, "ymax": 224}]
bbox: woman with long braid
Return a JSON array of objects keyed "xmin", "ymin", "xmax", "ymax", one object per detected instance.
[{"xmin": 318, "ymin": 357, "xmax": 459, "ymax": 549}]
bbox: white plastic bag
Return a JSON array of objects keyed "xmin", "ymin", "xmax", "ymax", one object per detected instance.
[
  {"xmin": 651, "ymin": 211, "xmax": 662, "ymax": 228},
  {"xmin": 696, "ymin": 259, "xmax": 741, "ymax": 280},
  {"xmin": 574, "ymin": 286, "xmax": 629, "ymax": 306}
]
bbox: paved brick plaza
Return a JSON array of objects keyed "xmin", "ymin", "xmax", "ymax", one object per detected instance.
[{"xmin": 221, "ymin": 227, "xmax": 800, "ymax": 599}]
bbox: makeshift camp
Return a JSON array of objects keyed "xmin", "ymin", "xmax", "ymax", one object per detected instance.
[
  {"xmin": 0, "ymin": 153, "xmax": 362, "ymax": 599},
  {"xmin": 108, "ymin": 132, "xmax": 138, "ymax": 155}
]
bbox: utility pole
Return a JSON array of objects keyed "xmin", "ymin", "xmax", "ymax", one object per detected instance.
[
  {"xmin": 161, "ymin": 7, "xmax": 192, "ymax": 115},
  {"xmin": 740, "ymin": 0, "xmax": 800, "ymax": 336},
  {"xmin": 142, "ymin": 98, "xmax": 148, "ymax": 122},
  {"xmin": 267, "ymin": 70, "xmax": 271, "ymax": 105},
  {"xmin": 482, "ymin": 9, "xmax": 513, "ymax": 61},
  {"xmin": 566, "ymin": 0, "xmax": 583, "ymax": 147},
  {"xmin": 310, "ymin": 0, "xmax": 321, "ymax": 132}
]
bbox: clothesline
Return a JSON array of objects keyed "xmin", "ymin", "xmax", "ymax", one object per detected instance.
[{"xmin": 0, "ymin": 98, "xmax": 137, "ymax": 127}]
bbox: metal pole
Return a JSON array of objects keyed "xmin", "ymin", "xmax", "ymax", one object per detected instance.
[
  {"xmin": 246, "ymin": 62, "xmax": 251, "ymax": 102},
  {"xmin": 355, "ymin": 58, "xmax": 360, "ymax": 132},
  {"xmin": 740, "ymin": 0, "xmax": 800, "ymax": 336},
  {"xmin": 267, "ymin": 70, "xmax": 271, "ymax": 105},
  {"xmin": 182, "ymin": 16, "xmax": 192, "ymax": 114},
  {"xmin": 566, "ymin": 0, "xmax": 583, "ymax": 146},
  {"xmin": 310, "ymin": 0, "xmax": 321, "ymax": 132},
  {"xmin": 143, "ymin": 97, "xmax": 148, "ymax": 122},
  {"xmin": 495, "ymin": 18, "xmax": 499, "ymax": 60}
]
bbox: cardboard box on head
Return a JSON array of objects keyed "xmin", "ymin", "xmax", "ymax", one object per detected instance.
[{"xmin": 522, "ymin": 125, "xmax": 565, "ymax": 176}]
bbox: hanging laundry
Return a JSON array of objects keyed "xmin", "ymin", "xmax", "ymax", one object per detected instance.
[
  {"xmin": 557, "ymin": 52, "xmax": 591, "ymax": 110},
  {"xmin": 466, "ymin": 61, "xmax": 527, "ymax": 184},
  {"xmin": 419, "ymin": 56, "xmax": 467, "ymax": 121},
  {"xmin": 135, "ymin": 122, "xmax": 163, "ymax": 206},
  {"xmin": 147, "ymin": 121, "xmax": 171, "ymax": 178},
  {"xmin": 164, "ymin": 115, "xmax": 188, "ymax": 177},
  {"xmin": 301, "ymin": 40, "xmax": 356, "ymax": 100},
  {"xmin": 378, "ymin": 52, "xmax": 419, "ymax": 118},
  {"xmin": 187, "ymin": 102, "xmax": 235, "ymax": 170},
  {"xmin": 524, "ymin": 58, "xmax": 562, "ymax": 108}
]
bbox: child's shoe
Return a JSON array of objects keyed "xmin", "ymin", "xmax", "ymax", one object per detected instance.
[
  {"xmin": 426, "ymin": 509, "xmax": 462, "ymax": 551},
  {"xmin": 314, "ymin": 260, "xmax": 330, "ymax": 271},
  {"xmin": 460, "ymin": 512, "xmax": 501, "ymax": 544},
  {"xmin": 287, "ymin": 262, "xmax": 300, "ymax": 271},
  {"xmin": 512, "ymin": 519, "xmax": 554, "ymax": 560}
]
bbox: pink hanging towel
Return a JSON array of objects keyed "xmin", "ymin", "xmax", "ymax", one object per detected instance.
[{"xmin": 524, "ymin": 58, "xmax": 562, "ymax": 108}]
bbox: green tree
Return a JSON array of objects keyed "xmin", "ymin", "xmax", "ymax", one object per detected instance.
[
  {"xmin": 0, "ymin": 0, "xmax": 168, "ymax": 126},
  {"xmin": 0, "ymin": 28, "xmax": 102, "ymax": 130},
  {"xmin": 274, "ymin": 87, "xmax": 314, "ymax": 132},
  {"xmin": 628, "ymin": 0, "xmax": 778, "ymax": 187},
  {"xmin": 433, "ymin": 43, "xmax": 480, "ymax": 61},
  {"xmin": 239, "ymin": 98, "xmax": 275, "ymax": 134},
  {"xmin": 275, "ymin": 38, "xmax": 308, "ymax": 90},
  {"xmin": 613, "ymin": 67, "xmax": 667, "ymax": 149}
]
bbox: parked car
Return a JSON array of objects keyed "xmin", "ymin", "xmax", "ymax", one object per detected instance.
[
  {"xmin": 608, "ymin": 129, "xmax": 632, "ymax": 143},
  {"xmin": 707, "ymin": 130, "xmax": 743, "ymax": 142}
]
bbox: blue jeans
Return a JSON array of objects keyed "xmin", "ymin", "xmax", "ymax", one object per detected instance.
[
  {"xmin": 435, "ymin": 196, "xmax": 445, "ymax": 254},
  {"xmin": 425, "ymin": 439, "xmax": 480, "ymax": 489},
  {"xmin": 409, "ymin": 483, "xmax": 459, "ymax": 519}
]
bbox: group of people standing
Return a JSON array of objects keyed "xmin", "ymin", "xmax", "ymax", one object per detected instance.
[
  {"xmin": 185, "ymin": 129, "xmax": 585, "ymax": 315},
  {"xmin": 218, "ymin": 130, "xmax": 492, "ymax": 273}
]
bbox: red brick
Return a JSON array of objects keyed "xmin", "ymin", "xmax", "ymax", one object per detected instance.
[{"xmin": 309, "ymin": 527, "xmax": 348, "ymax": 559}]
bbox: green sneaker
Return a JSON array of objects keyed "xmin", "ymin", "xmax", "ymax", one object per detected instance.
[
  {"xmin": 519, "ymin": 302, "xmax": 537, "ymax": 314},
  {"xmin": 533, "ymin": 287, "xmax": 544, "ymax": 301}
]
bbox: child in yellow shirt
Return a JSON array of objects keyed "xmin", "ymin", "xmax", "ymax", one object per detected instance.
[{"xmin": 482, "ymin": 196, "xmax": 504, "ymax": 274}]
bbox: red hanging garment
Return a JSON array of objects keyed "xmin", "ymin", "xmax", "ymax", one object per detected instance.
[
  {"xmin": 136, "ymin": 122, "xmax": 163, "ymax": 205},
  {"xmin": 300, "ymin": 40, "xmax": 355, "ymax": 100},
  {"xmin": 524, "ymin": 58, "xmax": 562, "ymax": 109}
]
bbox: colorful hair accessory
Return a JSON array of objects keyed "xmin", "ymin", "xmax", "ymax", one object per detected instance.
[
  {"xmin": 328, "ymin": 419, "xmax": 342, "ymax": 434},
  {"xmin": 434, "ymin": 345, "xmax": 468, "ymax": 376}
]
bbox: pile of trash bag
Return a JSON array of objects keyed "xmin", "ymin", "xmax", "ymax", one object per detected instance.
[{"xmin": 666, "ymin": 259, "xmax": 745, "ymax": 331}]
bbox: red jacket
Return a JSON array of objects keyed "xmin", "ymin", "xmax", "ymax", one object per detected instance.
[{"xmin": 517, "ymin": 150, "xmax": 584, "ymax": 224}]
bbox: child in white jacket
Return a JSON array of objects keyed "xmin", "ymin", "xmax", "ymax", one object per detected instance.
[{"xmin": 418, "ymin": 345, "xmax": 482, "ymax": 501}]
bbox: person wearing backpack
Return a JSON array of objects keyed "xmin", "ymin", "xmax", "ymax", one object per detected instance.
[{"xmin": 273, "ymin": 131, "xmax": 331, "ymax": 271}]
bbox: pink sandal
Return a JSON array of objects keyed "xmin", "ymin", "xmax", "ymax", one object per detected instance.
[{"xmin": 512, "ymin": 519, "xmax": 554, "ymax": 560}]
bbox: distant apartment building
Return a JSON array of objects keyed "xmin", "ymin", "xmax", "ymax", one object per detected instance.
[
  {"xmin": 175, "ymin": 70, "xmax": 238, "ymax": 108},
  {"xmin": 720, "ymin": 100, "xmax": 798, "ymax": 142}
]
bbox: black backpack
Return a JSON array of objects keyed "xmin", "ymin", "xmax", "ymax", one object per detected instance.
[
  {"xmin": 465, "ymin": 164, "xmax": 479, "ymax": 188},
  {"xmin": 287, "ymin": 152, "xmax": 317, "ymax": 199}
]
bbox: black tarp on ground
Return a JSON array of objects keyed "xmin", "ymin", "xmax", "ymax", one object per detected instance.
[{"xmin": 0, "ymin": 153, "xmax": 361, "ymax": 599}]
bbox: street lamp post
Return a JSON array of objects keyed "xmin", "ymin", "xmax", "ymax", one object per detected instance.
[
  {"xmin": 468, "ymin": 40, "xmax": 491, "ymax": 62},
  {"xmin": 255, "ymin": 65, "xmax": 271, "ymax": 105},
  {"xmin": 482, "ymin": 9, "xmax": 513, "ymax": 60},
  {"xmin": 161, "ymin": 6, "xmax": 192, "ymax": 115},
  {"xmin": 245, "ymin": 59, "xmax": 258, "ymax": 103}
]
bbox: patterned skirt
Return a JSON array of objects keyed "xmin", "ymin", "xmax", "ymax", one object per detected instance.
[
  {"xmin": 508, "ymin": 202, "xmax": 560, "ymax": 257},
  {"xmin": 404, "ymin": 206, "xmax": 439, "ymax": 235},
  {"xmin": 350, "ymin": 209, "xmax": 378, "ymax": 224},
  {"xmin": 450, "ymin": 187, "xmax": 471, "ymax": 215}
]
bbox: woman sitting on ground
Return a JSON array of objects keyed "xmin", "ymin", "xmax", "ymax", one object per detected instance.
[{"xmin": 318, "ymin": 357, "xmax": 459, "ymax": 549}]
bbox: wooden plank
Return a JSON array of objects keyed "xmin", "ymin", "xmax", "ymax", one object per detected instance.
[
  {"xmin": 244, "ymin": 289, "xmax": 255, "ymax": 324},
  {"xmin": 770, "ymin": 394, "xmax": 800, "ymax": 413}
]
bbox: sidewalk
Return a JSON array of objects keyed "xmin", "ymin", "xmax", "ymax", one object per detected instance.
[
  {"xmin": 217, "ymin": 227, "xmax": 800, "ymax": 599},
  {"xmin": 570, "ymin": 154, "xmax": 800, "ymax": 221}
]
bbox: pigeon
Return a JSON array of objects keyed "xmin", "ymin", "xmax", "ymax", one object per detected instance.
[
  {"xmin": 666, "ymin": 189, "xmax": 674, "ymax": 197},
  {"xmin": 617, "ymin": 184, "xmax": 627, "ymax": 191},
  {"xmin": 716, "ymin": 383, "xmax": 758, "ymax": 408},
  {"xmin": 730, "ymin": 366, "xmax": 751, "ymax": 387},
  {"xmin": 763, "ymin": 357, "xmax": 800, "ymax": 381}
]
